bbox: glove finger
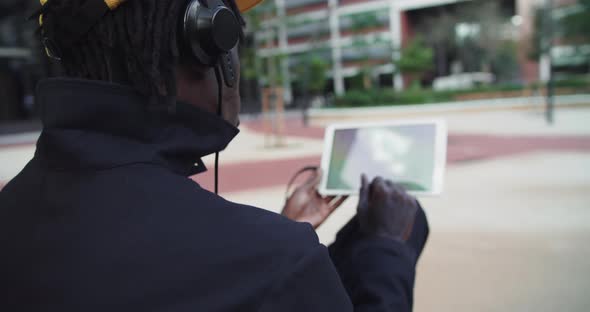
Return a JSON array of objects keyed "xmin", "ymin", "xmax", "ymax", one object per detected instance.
[
  {"xmin": 370, "ymin": 176, "xmax": 387, "ymax": 198},
  {"xmin": 358, "ymin": 174, "xmax": 369, "ymax": 214},
  {"xmin": 361, "ymin": 174, "xmax": 368, "ymax": 190}
]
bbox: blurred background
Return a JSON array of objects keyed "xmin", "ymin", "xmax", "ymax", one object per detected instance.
[{"xmin": 1, "ymin": 0, "xmax": 589, "ymax": 311}]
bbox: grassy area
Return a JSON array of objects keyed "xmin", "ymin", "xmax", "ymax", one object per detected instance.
[{"xmin": 332, "ymin": 76, "xmax": 590, "ymax": 108}]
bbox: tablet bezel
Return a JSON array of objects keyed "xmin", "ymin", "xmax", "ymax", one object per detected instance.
[{"xmin": 319, "ymin": 119, "xmax": 448, "ymax": 197}]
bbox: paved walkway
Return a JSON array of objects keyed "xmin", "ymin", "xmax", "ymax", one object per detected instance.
[
  {"xmin": 186, "ymin": 108, "xmax": 590, "ymax": 193},
  {"xmin": 1, "ymin": 106, "xmax": 590, "ymax": 311},
  {"xmin": 223, "ymin": 107, "xmax": 590, "ymax": 312},
  {"xmin": 192, "ymin": 133, "xmax": 590, "ymax": 193}
]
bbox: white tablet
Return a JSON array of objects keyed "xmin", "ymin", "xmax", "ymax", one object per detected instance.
[{"xmin": 319, "ymin": 119, "xmax": 447, "ymax": 196}]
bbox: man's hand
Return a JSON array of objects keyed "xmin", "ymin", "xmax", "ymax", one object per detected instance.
[
  {"xmin": 282, "ymin": 170, "xmax": 348, "ymax": 229},
  {"xmin": 357, "ymin": 175, "xmax": 418, "ymax": 242}
]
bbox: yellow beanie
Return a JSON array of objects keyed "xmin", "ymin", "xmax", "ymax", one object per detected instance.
[
  {"xmin": 236, "ymin": 0, "xmax": 264, "ymax": 12},
  {"xmin": 38, "ymin": 0, "xmax": 127, "ymax": 26},
  {"xmin": 39, "ymin": 0, "xmax": 126, "ymax": 10},
  {"xmin": 40, "ymin": 0, "xmax": 262, "ymax": 13},
  {"xmin": 38, "ymin": 0, "xmax": 263, "ymax": 27}
]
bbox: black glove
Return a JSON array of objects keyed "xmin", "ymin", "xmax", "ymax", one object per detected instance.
[{"xmin": 357, "ymin": 174, "xmax": 419, "ymax": 242}]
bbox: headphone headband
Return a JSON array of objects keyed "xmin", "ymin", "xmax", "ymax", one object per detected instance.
[{"xmin": 36, "ymin": 0, "xmax": 241, "ymax": 87}]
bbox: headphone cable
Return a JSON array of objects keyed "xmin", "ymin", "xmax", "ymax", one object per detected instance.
[{"xmin": 214, "ymin": 65, "xmax": 224, "ymax": 195}]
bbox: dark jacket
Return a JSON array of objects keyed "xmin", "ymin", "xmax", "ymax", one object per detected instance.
[
  {"xmin": 0, "ymin": 78, "xmax": 428, "ymax": 311},
  {"xmin": 329, "ymin": 207, "xmax": 429, "ymax": 311}
]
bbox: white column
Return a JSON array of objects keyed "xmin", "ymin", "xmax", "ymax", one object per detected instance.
[
  {"xmin": 389, "ymin": 2, "xmax": 404, "ymax": 91},
  {"xmin": 539, "ymin": 0, "xmax": 556, "ymax": 82},
  {"xmin": 329, "ymin": 0, "xmax": 345, "ymax": 95},
  {"xmin": 275, "ymin": 0, "xmax": 293, "ymax": 104},
  {"xmin": 539, "ymin": 53, "xmax": 551, "ymax": 82}
]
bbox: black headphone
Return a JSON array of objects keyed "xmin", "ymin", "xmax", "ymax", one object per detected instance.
[
  {"xmin": 37, "ymin": 0, "xmax": 241, "ymax": 87},
  {"xmin": 182, "ymin": 0, "xmax": 241, "ymax": 87}
]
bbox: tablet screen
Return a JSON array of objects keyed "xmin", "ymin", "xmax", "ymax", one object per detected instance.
[{"xmin": 321, "ymin": 121, "xmax": 446, "ymax": 196}]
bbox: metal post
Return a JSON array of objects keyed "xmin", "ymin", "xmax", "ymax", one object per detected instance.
[
  {"xmin": 276, "ymin": 0, "xmax": 292, "ymax": 105},
  {"xmin": 390, "ymin": 3, "xmax": 404, "ymax": 91},
  {"xmin": 329, "ymin": 0, "xmax": 344, "ymax": 96},
  {"xmin": 302, "ymin": 58, "xmax": 310, "ymax": 127},
  {"xmin": 547, "ymin": 59, "xmax": 555, "ymax": 124},
  {"xmin": 544, "ymin": 0, "xmax": 555, "ymax": 124},
  {"xmin": 266, "ymin": 28, "xmax": 277, "ymax": 146}
]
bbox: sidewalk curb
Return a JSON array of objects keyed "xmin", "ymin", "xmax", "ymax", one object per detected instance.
[
  {"xmin": 0, "ymin": 132, "xmax": 40, "ymax": 148},
  {"xmin": 309, "ymin": 94, "xmax": 590, "ymax": 122}
]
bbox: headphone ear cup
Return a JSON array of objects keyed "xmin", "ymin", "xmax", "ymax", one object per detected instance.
[
  {"xmin": 182, "ymin": 0, "xmax": 210, "ymax": 66},
  {"xmin": 220, "ymin": 51, "xmax": 237, "ymax": 88},
  {"xmin": 182, "ymin": 0, "xmax": 241, "ymax": 67}
]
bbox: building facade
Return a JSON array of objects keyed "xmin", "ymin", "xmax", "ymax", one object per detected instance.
[
  {"xmin": 255, "ymin": 0, "xmax": 550, "ymax": 101},
  {"xmin": 0, "ymin": 0, "xmax": 586, "ymax": 122}
]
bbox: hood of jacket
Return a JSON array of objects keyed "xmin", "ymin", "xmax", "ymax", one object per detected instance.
[{"xmin": 35, "ymin": 78, "xmax": 239, "ymax": 176}]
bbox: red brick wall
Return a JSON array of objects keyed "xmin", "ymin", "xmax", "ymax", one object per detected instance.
[{"xmin": 286, "ymin": 2, "xmax": 328, "ymax": 15}]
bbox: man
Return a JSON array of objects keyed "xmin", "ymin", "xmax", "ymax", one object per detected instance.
[{"xmin": 0, "ymin": 0, "xmax": 429, "ymax": 311}]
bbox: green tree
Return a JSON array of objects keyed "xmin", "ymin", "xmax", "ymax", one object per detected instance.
[
  {"xmin": 561, "ymin": 0, "xmax": 590, "ymax": 68},
  {"xmin": 349, "ymin": 11, "xmax": 381, "ymax": 31},
  {"xmin": 418, "ymin": 11, "xmax": 457, "ymax": 77},
  {"xmin": 491, "ymin": 41, "xmax": 519, "ymax": 82},
  {"xmin": 306, "ymin": 56, "xmax": 330, "ymax": 94},
  {"xmin": 529, "ymin": 0, "xmax": 590, "ymax": 69},
  {"xmin": 420, "ymin": 1, "xmax": 515, "ymax": 80},
  {"xmin": 344, "ymin": 10, "xmax": 392, "ymax": 90},
  {"xmin": 289, "ymin": 17, "xmax": 331, "ymax": 96},
  {"xmin": 528, "ymin": 6, "xmax": 546, "ymax": 61},
  {"xmin": 561, "ymin": 0, "xmax": 590, "ymax": 40},
  {"xmin": 240, "ymin": 1, "xmax": 279, "ymax": 86},
  {"xmin": 395, "ymin": 37, "xmax": 434, "ymax": 89}
]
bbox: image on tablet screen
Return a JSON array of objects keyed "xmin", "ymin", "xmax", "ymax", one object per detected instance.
[{"xmin": 326, "ymin": 124, "xmax": 437, "ymax": 192}]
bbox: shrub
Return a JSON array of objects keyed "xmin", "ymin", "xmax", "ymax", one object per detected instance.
[
  {"xmin": 332, "ymin": 78, "xmax": 589, "ymax": 108},
  {"xmin": 334, "ymin": 91, "xmax": 374, "ymax": 107}
]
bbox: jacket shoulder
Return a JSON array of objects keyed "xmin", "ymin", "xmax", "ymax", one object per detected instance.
[
  {"xmin": 189, "ymin": 181, "xmax": 322, "ymax": 254},
  {"xmin": 127, "ymin": 165, "xmax": 322, "ymax": 254}
]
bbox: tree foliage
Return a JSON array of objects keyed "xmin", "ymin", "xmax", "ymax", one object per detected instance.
[
  {"xmin": 528, "ymin": 6, "xmax": 546, "ymax": 61},
  {"xmin": 348, "ymin": 11, "xmax": 382, "ymax": 31},
  {"xmin": 561, "ymin": 0, "xmax": 590, "ymax": 41},
  {"xmin": 293, "ymin": 55, "xmax": 330, "ymax": 94},
  {"xmin": 418, "ymin": 1, "xmax": 518, "ymax": 81},
  {"xmin": 395, "ymin": 37, "xmax": 434, "ymax": 87},
  {"xmin": 529, "ymin": 0, "xmax": 590, "ymax": 66}
]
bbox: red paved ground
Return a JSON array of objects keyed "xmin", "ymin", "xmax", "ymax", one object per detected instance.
[
  {"xmin": 242, "ymin": 117, "xmax": 326, "ymax": 140},
  {"xmin": 2, "ymin": 119, "xmax": 590, "ymax": 194},
  {"xmin": 193, "ymin": 131, "xmax": 590, "ymax": 194}
]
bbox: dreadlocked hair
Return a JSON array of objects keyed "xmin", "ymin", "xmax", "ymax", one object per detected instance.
[{"xmin": 38, "ymin": 0, "xmax": 245, "ymax": 106}]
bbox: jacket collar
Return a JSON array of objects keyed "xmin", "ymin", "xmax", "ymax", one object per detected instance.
[{"xmin": 35, "ymin": 78, "xmax": 239, "ymax": 176}]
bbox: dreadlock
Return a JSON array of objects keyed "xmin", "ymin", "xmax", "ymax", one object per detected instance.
[{"xmin": 38, "ymin": 0, "xmax": 245, "ymax": 105}]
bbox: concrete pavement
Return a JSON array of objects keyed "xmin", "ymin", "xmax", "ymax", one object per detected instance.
[
  {"xmin": 225, "ymin": 151, "xmax": 590, "ymax": 312},
  {"xmin": 1, "ymin": 106, "xmax": 590, "ymax": 311},
  {"xmin": 228, "ymin": 107, "xmax": 590, "ymax": 311}
]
